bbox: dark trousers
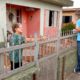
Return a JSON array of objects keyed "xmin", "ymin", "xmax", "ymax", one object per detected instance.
[
  {"xmin": 76, "ymin": 41, "xmax": 80, "ymax": 72},
  {"xmin": 10, "ymin": 61, "xmax": 22, "ymax": 70}
]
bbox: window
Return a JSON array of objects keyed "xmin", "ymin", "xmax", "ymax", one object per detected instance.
[
  {"xmin": 16, "ymin": 9, "xmax": 22, "ymax": 23},
  {"xmin": 63, "ymin": 16, "xmax": 72, "ymax": 23},
  {"xmin": 48, "ymin": 11, "xmax": 54, "ymax": 27}
]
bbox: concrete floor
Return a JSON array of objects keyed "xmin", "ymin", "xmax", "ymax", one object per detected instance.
[{"xmin": 66, "ymin": 73, "xmax": 80, "ymax": 80}]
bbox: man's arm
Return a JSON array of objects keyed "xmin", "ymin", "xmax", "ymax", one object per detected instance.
[{"xmin": 75, "ymin": 27, "xmax": 80, "ymax": 32}]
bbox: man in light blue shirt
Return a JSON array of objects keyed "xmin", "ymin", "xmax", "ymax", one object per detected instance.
[{"xmin": 75, "ymin": 18, "xmax": 80, "ymax": 72}]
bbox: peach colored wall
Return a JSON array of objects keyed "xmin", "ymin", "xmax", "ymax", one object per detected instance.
[
  {"xmin": 62, "ymin": 11, "xmax": 77, "ymax": 24},
  {"xmin": 27, "ymin": 10, "xmax": 40, "ymax": 37},
  {"xmin": 22, "ymin": 9, "xmax": 40, "ymax": 37},
  {"xmin": 44, "ymin": 9, "xmax": 57, "ymax": 38},
  {"xmin": 22, "ymin": 10, "xmax": 28, "ymax": 37}
]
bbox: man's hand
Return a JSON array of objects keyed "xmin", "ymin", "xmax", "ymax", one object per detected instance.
[{"xmin": 75, "ymin": 27, "xmax": 80, "ymax": 32}]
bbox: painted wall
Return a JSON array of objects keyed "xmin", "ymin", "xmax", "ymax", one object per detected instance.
[
  {"xmin": 0, "ymin": 1, "xmax": 7, "ymax": 42},
  {"xmin": 6, "ymin": 0, "xmax": 62, "ymax": 37},
  {"xmin": 22, "ymin": 9, "xmax": 28, "ymax": 37},
  {"xmin": 6, "ymin": 4, "xmax": 40, "ymax": 37},
  {"xmin": 20, "ymin": 9, "xmax": 40, "ymax": 37},
  {"xmin": 27, "ymin": 10, "xmax": 40, "ymax": 37},
  {"xmin": 44, "ymin": 9, "xmax": 58, "ymax": 38},
  {"xmin": 62, "ymin": 11, "xmax": 77, "ymax": 24},
  {"xmin": 0, "ymin": 0, "xmax": 62, "ymax": 43}
]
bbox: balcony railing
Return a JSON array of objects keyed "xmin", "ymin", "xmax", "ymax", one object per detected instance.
[{"xmin": 0, "ymin": 30, "xmax": 77, "ymax": 80}]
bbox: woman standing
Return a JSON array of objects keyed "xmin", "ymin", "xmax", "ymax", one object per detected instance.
[{"xmin": 9, "ymin": 23, "xmax": 25, "ymax": 70}]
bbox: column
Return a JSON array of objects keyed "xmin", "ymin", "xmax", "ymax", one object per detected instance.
[
  {"xmin": 0, "ymin": 0, "xmax": 6, "ymax": 73},
  {"xmin": 57, "ymin": 11, "xmax": 62, "ymax": 55},
  {"xmin": 0, "ymin": 0, "xmax": 7, "ymax": 43},
  {"xmin": 40, "ymin": 8, "xmax": 45, "ymax": 36},
  {"xmin": 53, "ymin": 11, "xmax": 57, "ymax": 27}
]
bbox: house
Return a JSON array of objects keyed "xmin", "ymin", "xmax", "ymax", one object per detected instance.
[
  {"xmin": 0, "ymin": 0, "xmax": 73, "ymax": 43},
  {"xmin": 62, "ymin": 8, "xmax": 80, "ymax": 24}
]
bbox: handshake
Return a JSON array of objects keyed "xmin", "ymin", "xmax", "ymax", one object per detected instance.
[{"xmin": 73, "ymin": 29, "xmax": 77, "ymax": 33}]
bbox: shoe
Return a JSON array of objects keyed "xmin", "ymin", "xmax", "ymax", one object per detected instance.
[
  {"xmin": 74, "ymin": 68, "xmax": 76, "ymax": 73},
  {"xmin": 74, "ymin": 69, "xmax": 80, "ymax": 74},
  {"xmin": 77, "ymin": 72, "xmax": 80, "ymax": 74}
]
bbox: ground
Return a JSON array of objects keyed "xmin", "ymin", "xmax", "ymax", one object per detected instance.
[{"xmin": 66, "ymin": 73, "xmax": 80, "ymax": 80}]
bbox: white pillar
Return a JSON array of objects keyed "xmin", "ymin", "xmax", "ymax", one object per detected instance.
[
  {"xmin": 40, "ymin": 8, "xmax": 45, "ymax": 36},
  {"xmin": 54, "ymin": 11, "xmax": 57, "ymax": 27},
  {"xmin": 59, "ymin": 11, "xmax": 62, "ymax": 30},
  {"xmin": 0, "ymin": 1, "xmax": 6, "ymax": 73},
  {"xmin": 57, "ymin": 11, "xmax": 62, "ymax": 56},
  {"xmin": 0, "ymin": 1, "xmax": 7, "ymax": 42}
]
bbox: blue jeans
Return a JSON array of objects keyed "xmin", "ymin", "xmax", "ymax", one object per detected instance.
[{"xmin": 75, "ymin": 41, "xmax": 80, "ymax": 72}]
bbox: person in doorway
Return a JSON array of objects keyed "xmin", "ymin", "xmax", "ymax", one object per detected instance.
[
  {"xmin": 74, "ymin": 16, "xmax": 80, "ymax": 73},
  {"xmin": 9, "ymin": 23, "xmax": 25, "ymax": 70}
]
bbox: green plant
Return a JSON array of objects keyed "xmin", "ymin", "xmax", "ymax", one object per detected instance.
[{"xmin": 61, "ymin": 23, "xmax": 75, "ymax": 33}]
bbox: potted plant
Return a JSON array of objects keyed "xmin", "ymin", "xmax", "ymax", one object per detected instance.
[{"xmin": 61, "ymin": 23, "xmax": 75, "ymax": 36}]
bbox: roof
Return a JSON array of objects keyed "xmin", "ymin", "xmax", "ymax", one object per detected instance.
[
  {"xmin": 63, "ymin": 8, "xmax": 80, "ymax": 12},
  {"xmin": 63, "ymin": 8, "xmax": 80, "ymax": 15},
  {"xmin": 35, "ymin": 0, "xmax": 73, "ymax": 6}
]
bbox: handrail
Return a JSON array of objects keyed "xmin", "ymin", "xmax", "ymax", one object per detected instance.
[{"xmin": 0, "ymin": 42, "xmax": 35, "ymax": 54}]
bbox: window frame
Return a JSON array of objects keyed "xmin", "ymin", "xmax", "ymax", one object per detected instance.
[
  {"xmin": 46, "ymin": 10, "xmax": 59, "ymax": 28},
  {"xmin": 62, "ymin": 16, "xmax": 72, "ymax": 23}
]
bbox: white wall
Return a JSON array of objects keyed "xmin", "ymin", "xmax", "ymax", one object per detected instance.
[{"xmin": 0, "ymin": 0, "xmax": 7, "ymax": 42}]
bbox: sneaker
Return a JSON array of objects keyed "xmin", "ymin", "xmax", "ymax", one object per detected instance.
[
  {"xmin": 77, "ymin": 72, "xmax": 80, "ymax": 74},
  {"xmin": 74, "ymin": 68, "xmax": 76, "ymax": 73},
  {"xmin": 74, "ymin": 68, "xmax": 80, "ymax": 74}
]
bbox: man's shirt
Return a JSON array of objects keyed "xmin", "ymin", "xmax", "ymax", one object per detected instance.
[{"xmin": 76, "ymin": 19, "xmax": 80, "ymax": 41}]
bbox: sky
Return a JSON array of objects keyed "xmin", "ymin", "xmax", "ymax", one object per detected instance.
[{"xmin": 72, "ymin": 0, "xmax": 80, "ymax": 8}]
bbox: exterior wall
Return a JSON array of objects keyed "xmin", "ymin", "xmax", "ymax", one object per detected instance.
[
  {"xmin": 0, "ymin": 0, "xmax": 62, "ymax": 42},
  {"xmin": 6, "ymin": 0, "xmax": 62, "ymax": 36},
  {"xmin": 6, "ymin": 4, "xmax": 40, "ymax": 37},
  {"xmin": 62, "ymin": 11, "xmax": 77, "ymax": 24},
  {"xmin": 0, "ymin": 1, "xmax": 7, "ymax": 42},
  {"xmin": 27, "ymin": 10, "xmax": 40, "ymax": 37},
  {"xmin": 22, "ymin": 9, "xmax": 40, "ymax": 37},
  {"xmin": 22, "ymin": 9, "xmax": 28, "ymax": 37},
  {"xmin": 44, "ymin": 9, "xmax": 61, "ymax": 37}
]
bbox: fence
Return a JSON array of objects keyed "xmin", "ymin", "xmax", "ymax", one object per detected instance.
[
  {"xmin": 0, "ymin": 34, "xmax": 39, "ymax": 80},
  {"xmin": 0, "ymin": 30, "xmax": 77, "ymax": 80},
  {"xmin": 36, "ymin": 30, "xmax": 77, "ymax": 80}
]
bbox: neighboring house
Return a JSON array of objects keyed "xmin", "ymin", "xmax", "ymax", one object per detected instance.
[
  {"xmin": 62, "ymin": 8, "xmax": 80, "ymax": 24},
  {"xmin": 0, "ymin": 0, "xmax": 73, "ymax": 42}
]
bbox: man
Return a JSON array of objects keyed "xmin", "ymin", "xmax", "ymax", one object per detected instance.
[{"xmin": 74, "ymin": 16, "xmax": 80, "ymax": 72}]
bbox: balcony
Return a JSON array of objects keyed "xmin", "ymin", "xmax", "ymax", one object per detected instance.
[{"xmin": 0, "ymin": 30, "xmax": 77, "ymax": 80}]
